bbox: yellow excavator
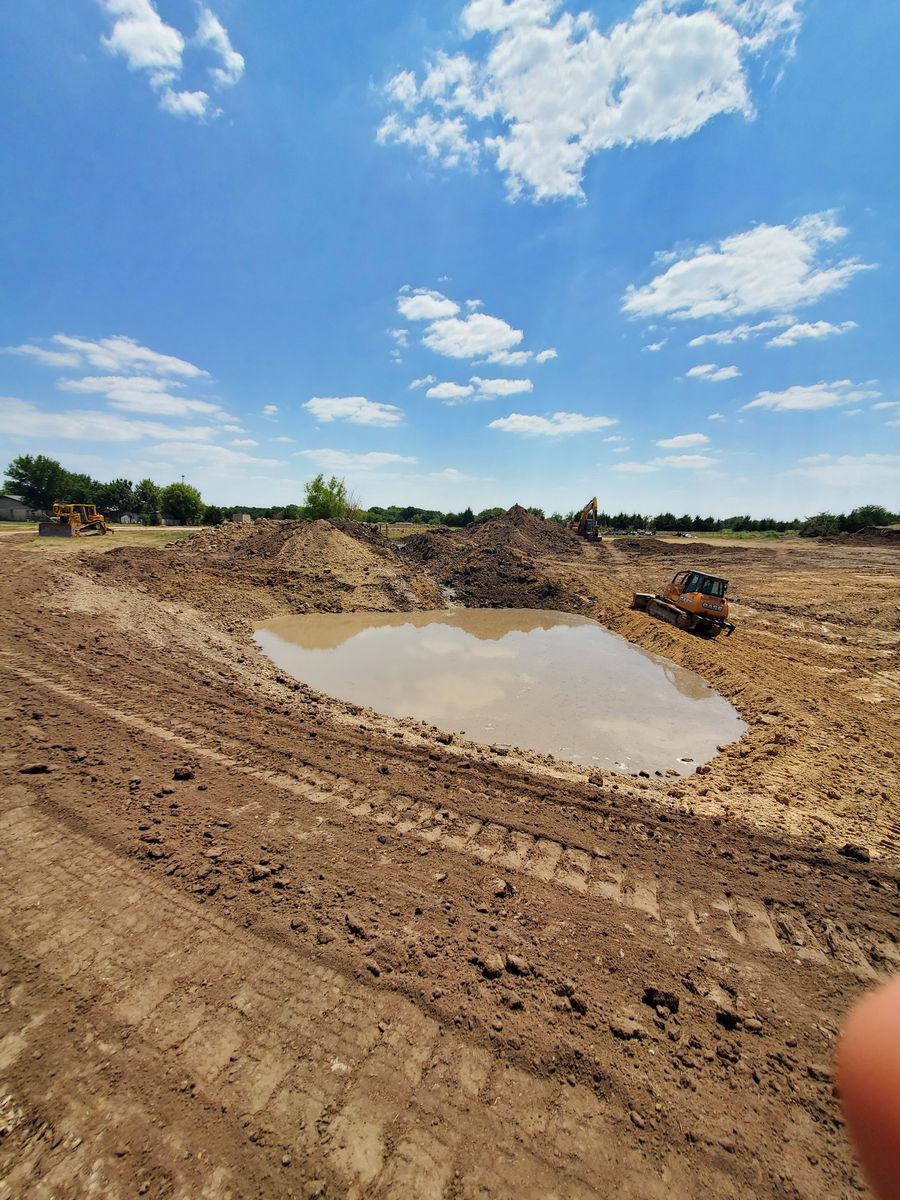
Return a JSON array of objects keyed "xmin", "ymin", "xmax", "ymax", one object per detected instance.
[
  {"xmin": 633, "ymin": 569, "xmax": 735, "ymax": 636},
  {"xmin": 39, "ymin": 503, "xmax": 112, "ymax": 537},
  {"xmin": 570, "ymin": 497, "xmax": 600, "ymax": 541}
]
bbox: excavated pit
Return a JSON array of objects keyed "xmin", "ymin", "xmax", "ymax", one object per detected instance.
[{"xmin": 254, "ymin": 608, "xmax": 746, "ymax": 775}]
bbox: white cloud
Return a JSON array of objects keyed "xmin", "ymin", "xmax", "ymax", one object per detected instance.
[
  {"xmin": 654, "ymin": 453, "xmax": 717, "ymax": 469},
  {"xmin": 159, "ymin": 88, "xmax": 214, "ymax": 119},
  {"xmin": 294, "ymin": 450, "xmax": 418, "ymax": 470},
  {"xmin": 8, "ymin": 334, "xmax": 206, "ymax": 377},
  {"xmin": 409, "ymin": 375, "xmax": 437, "ymax": 389},
  {"xmin": 766, "ymin": 319, "xmax": 858, "ymax": 347},
  {"xmin": 624, "ymin": 212, "xmax": 874, "ymax": 321},
  {"xmin": 534, "ymin": 348, "xmax": 557, "ymax": 363},
  {"xmin": 873, "ymin": 401, "xmax": 900, "ymax": 411},
  {"xmin": 149, "ymin": 441, "xmax": 282, "ymax": 469},
  {"xmin": 793, "ymin": 454, "xmax": 900, "ymax": 488},
  {"xmin": 423, "ymin": 312, "xmax": 523, "ymax": 359},
  {"xmin": 708, "ymin": 412, "xmax": 725, "ymax": 421},
  {"xmin": 470, "ymin": 375, "xmax": 533, "ymax": 397},
  {"xmin": 843, "ymin": 409, "xmax": 863, "ymax": 417},
  {"xmin": 614, "ymin": 452, "xmax": 718, "ymax": 472},
  {"xmin": 642, "ymin": 339, "xmax": 667, "ymax": 353},
  {"xmin": 230, "ymin": 438, "xmax": 258, "ymax": 447},
  {"xmin": 686, "ymin": 363, "xmax": 741, "ymax": 382},
  {"xmin": 656, "ymin": 432, "xmax": 710, "ymax": 449},
  {"xmin": 56, "ymin": 374, "xmax": 230, "ymax": 419},
  {"xmin": 271, "ymin": 436, "xmax": 295, "ymax": 443},
  {"xmin": 222, "ymin": 423, "xmax": 244, "ymax": 433},
  {"xmin": 303, "ymin": 396, "xmax": 404, "ymax": 426},
  {"xmin": 389, "ymin": 328, "xmax": 410, "ymax": 348},
  {"xmin": 397, "ymin": 288, "xmax": 461, "ymax": 321},
  {"xmin": 488, "ymin": 410, "xmax": 617, "ymax": 436},
  {"xmin": 0, "ymin": 396, "xmax": 215, "ymax": 443},
  {"xmin": 614, "ymin": 461, "xmax": 658, "ymax": 474},
  {"xmin": 263, "ymin": 404, "xmax": 278, "ymax": 415},
  {"xmin": 744, "ymin": 380, "xmax": 881, "ymax": 413},
  {"xmin": 379, "ymin": 0, "xmax": 802, "ymax": 201},
  {"xmin": 426, "ymin": 381, "xmax": 476, "ymax": 401},
  {"xmin": 611, "ymin": 445, "xmax": 629, "ymax": 453},
  {"xmin": 98, "ymin": 1, "xmax": 243, "ymax": 121},
  {"xmin": 688, "ymin": 317, "xmax": 793, "ymax": 346},
  {"xmin": 196, "ymin": 6, "xmax": 245, "ymax": 88}
]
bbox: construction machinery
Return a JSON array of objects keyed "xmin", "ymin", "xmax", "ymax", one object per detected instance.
[
  {"xmin": 39, "ymin": 503, "xmax": 112, "ymax": 537},
  {"xmin": 633, "ymin": 569, "xmax": 735, "ymax": 636},
  {"xmin": 571, "ymin": 497, "xmax": 601, "ymax": 541}
]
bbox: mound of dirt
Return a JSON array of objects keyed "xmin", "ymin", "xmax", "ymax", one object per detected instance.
[
  {"xmin": 90, "ymin": 517, "xmax": 443, "ymax": 626},
  {"xmin": 400, "ymin": 506, "xmax": 587, "ymax": 610}
]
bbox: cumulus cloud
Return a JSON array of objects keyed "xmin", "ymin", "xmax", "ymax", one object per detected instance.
[
  {"xmin": 57, "ymin": 374, "xmax": 230, "ymax": 419},
  {"xmin": 379, "ymin": 0, "xmax": 802, "ymax": 201},
  {"xmin": 423, "ymin": 312, "xmax": 524, "ymax": 360},
  {"xmin": 488, "ymin": 410, "xmax": 617, "ymax": 436},
  {"xmin": 98, "ymin": 1, "xmax": 243, "ymax": 121},
  {"xmin": 303, "ymin": 396, "xmax": 404, "ymax": 426},
  {"xmin": 767, "ymin": 319, "xmax": 858, "ymax": 347},
  {"xmin": 426, "ymin": 381, "xmax": 476, "ymax": 401},
  {"xmin": 642, "ymin": 339, "xmax": 667, "ymax": 353},
  {"xmin": 230, "ymin": 438, "xmax": 258, "ymax": 447},
  {"xmin": 688, "ymin": 317, "xmax": 793, "ymax": 346},
  {"xmin": 262, "ymin": 404, "xmax": 278, "ymax": 415},
  {"xmin": 708, "ymin": 412, "xmax": 725, "ymax": 421},
  {"xmin": 470, "ymin": 376, "xmax": 533, "ymax": 397},
  {"xmin": 624, "ymin": 212, "xmax": 874, "ymax": 321},
  {"xmin": 8, "ymin": 334, "xmax": 206, "ymax": 377},
  {"xmin": 873, "ymin": 401, "xmax": 900, "ymax": 412},
  {"xmin": 743, "ymin": 380, "xmax": 881, "ymax": 413},
  {"xmin": 0, "ymin": 396, "xmax": 215, "ymax": 443},
  {"xmin": 196, "ymin": 6, "xmax": 245, "ymax": 87},
  {"xmin": 397, "ymin": 288, "xmax": 461, "ymax": 321},
  {"xmin": 409, "ymin": 375, "xmax": 437, "ymax": 389},
  {"xmin": 656, "ymin": 432, "xmax": 710, "ymax": 449},
  {"xmin": 294, "ymin": 449, "xmax": 418, "ymax": 470},
  {"xmin": 793, "ymin": 453, "xmax": 900, "ymax": 488},
  {"xmin": 149, "ymin": 441, "xmax": 282, "ymax": 469},
  {"xmin": 614, "ymin": 452, "xmax": 718, "ymax": 472},
  {"xmin": 685, "ymin": 363, "xmax": 741, "ymax": 382}
]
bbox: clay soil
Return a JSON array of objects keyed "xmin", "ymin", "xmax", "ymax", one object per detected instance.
[{"xmin": 1, "ymin": 508, "xmax": 898, "ymax": 1200}]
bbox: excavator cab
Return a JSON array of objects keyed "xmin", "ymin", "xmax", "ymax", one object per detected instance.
[
  {"xmin": 632, "ymin": 569, "xmax": 735, "ymax": 636},
  {"xmin": 571, "ymin": 498, "xmax": 600, "ymax": 541}
]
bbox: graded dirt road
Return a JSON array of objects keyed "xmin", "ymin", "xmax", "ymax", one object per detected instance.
[{"xmin": 1, "ymin": 511, "xmax": 898, "ymax": 1199}]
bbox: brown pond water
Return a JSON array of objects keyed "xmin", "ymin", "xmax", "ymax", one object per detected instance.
[{"xmin": 254, "ymin": 609, "xmax": 745, "ymax": 775}]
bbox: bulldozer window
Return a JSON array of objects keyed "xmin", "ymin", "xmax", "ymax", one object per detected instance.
[{"xmin": 685, "ymin": 574, "xmax": 725, "ymax": 597}]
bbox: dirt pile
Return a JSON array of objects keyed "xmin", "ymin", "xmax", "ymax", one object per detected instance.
[
  {"xmin": 90, "ymin": 517, "xmax": 442, "ymax": 625},
  {"xmin": 401, "ymin": 505, "xmax": 588, "ymax": 609}
]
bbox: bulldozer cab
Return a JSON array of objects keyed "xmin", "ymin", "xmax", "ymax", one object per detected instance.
[{"xmin": 670, "ymin": 570, "xmax": 727, "ymax": 598}]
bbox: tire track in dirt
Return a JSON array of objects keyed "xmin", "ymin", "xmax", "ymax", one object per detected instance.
[
  {"xmin": 1, "ymin": 798, "xmax": 730, "ymax": 1200},
  {"xmin": 6, "ymin": 657, "xmax": 894, "ymax": 986}
]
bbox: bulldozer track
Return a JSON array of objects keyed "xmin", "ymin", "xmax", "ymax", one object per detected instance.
[
  {"xmin": 6, "ymin": 657, "xmax": 895, "ymax": 987},
  {"xmin": 2, "ymin": 799, "xmax": 701, "ymax": 1200}
]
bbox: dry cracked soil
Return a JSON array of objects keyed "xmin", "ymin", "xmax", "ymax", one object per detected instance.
[{"xmin": 1, "ymin": 507, "xmax": 898, "ymax": 1200}]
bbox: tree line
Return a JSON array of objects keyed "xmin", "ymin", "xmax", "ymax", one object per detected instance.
[{"xmin": 4, "ymin": 454, "xmax": 896, "ymax": 535}]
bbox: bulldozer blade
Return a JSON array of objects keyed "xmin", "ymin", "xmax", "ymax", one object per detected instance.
[{"xmin": 38, "ymin": 522, "xmax": 74, "ymax": 537}]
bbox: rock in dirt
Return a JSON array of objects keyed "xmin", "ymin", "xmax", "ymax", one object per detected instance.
[
  {"xmin": 474, "ymin": 952, "xmax": 505, "ymax": 980},
  {"xmin": 505, "ymin": 953, "xmax": 530, "ymax": 976},
  {"xmin": 345, "ymin": 912, "xmax": 369, "ymax": 939},
  {"xmin": 173, "ymin": 767, "xmax": 195, "ymax": 781},
  {"xmin": 839, "ymin": 842, "xmax": 871, "ymax": 863},
  {"xmin": 642, "ymin": 985, "xmax": 680, "ymax": 1014},
  {"xmin": 716, "ymin": 1007, "xmax": 741, "ymax": 1031},
  {"xmin": 19, "ymin": 763, "xmax": 50, "ymax": 774},
  {"xmin": 610, "ymin": 1018, "xmax": 644, "ymax": 1041}
]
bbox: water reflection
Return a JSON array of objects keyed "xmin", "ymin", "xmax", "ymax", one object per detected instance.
[{"xmin": 254, "ymin": 609, "xmax": 744, "ymax": 774}]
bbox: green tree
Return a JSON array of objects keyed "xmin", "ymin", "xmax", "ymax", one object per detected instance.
[
  {"xmin": 63, "ymin": 472, "xmax": 99, "ymax": 503},
  {"xmin": 844, "ymin": 504, "xmax": 896, "ymax": 532},
  {"xmin": 798, "ymin": 511, "xmax": 840, "ymax": 538},
  {"xmin": 4, "ymin": 454, "xmax": 68, "ymax": 510},
  {"xmin": 98, "ymin": 478, "xmax": 134, "ymax": 512},
  {"xmin": 160, "ymin": 482, "xmax": 204, "ymax": 524},
  {"xmin": 302, "ymin": 474, "xmax": 350, "ymax": 520},
  {"xmin": 202, "ymin": 504, "xmax": 225, "ymax": 526},
  {"xmin": 282, "ymin": 503, "xmax": 302, "ymax": 520},
  {"xmin": 134, "ymin": 478, "xmax": 162, "ymax": 517}
]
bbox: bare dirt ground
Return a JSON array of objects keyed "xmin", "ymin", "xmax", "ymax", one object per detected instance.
[{"xmin": 1, "ymin": 509, "xmax": 898, "ymax": 1200}]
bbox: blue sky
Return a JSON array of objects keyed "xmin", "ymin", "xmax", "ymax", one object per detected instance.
[{"xmin": 1, "ymin": 0, "xmax": 897, "ymax": 518}]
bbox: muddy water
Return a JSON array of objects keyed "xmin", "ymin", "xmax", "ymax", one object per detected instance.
[{"xmin": 254, "ymin": 609, "xmax": 745, "ymax": 775}]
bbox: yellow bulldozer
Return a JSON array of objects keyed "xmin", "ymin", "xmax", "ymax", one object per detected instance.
[
  {"xmin": 39, "ymin": 503, "xmax": 113, "ymax": 537},
  {"xmin": 632, "ymin": 568, "xmax": 735, "ymax": 636}
]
